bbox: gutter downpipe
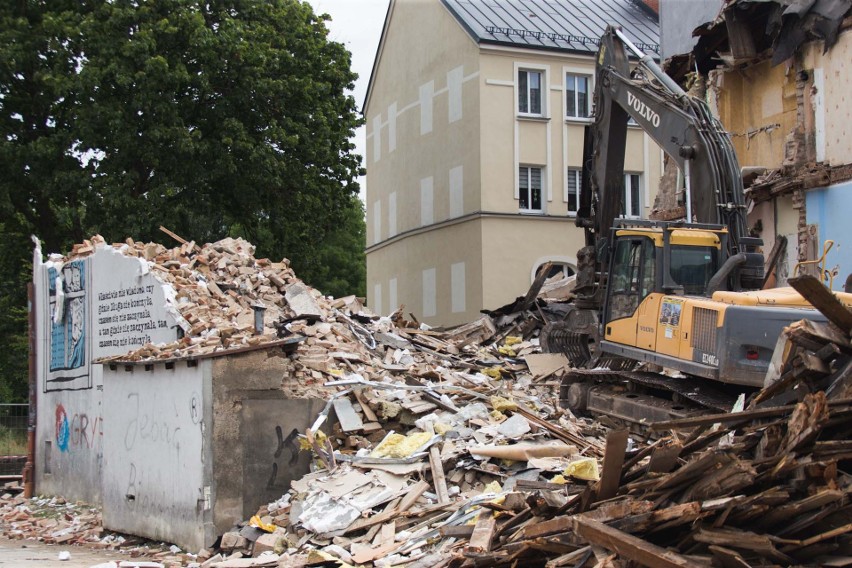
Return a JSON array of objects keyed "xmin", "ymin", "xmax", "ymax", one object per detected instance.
[{"xmin": 23, "ymin": 282, "xmax": 36, "ymax": 498}]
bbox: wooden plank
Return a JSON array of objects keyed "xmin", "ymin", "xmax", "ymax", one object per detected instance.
[
  {"xmin": 439, "ymin": 525, "xmax": 475, "ymax": 538},
  {"xmin": 693, "ymin": 527, "xmax": 794, "ymax": 563},
  {"xmin": 758, "ymin": 489, "xmax": 844, "ymax": 528},
  {"xmin": 572, "ymin": 517, "xmax": 694, "ymax": 568},
  {"xmin": 647, "ymin": 440, "xmax": 682, "ymax": 473},
  {"xmin": 344, "ymin": 495, "xmax": 405, "ymax": 534},
  {"xmin": 467, "ymin": 511, "xmax": 497, "ymax": 552},
  {"xmin": 788, "ymin": 275, "xmax": 852, "ymax": 333},
  {"xmin": 544, "ymin": 547, "xmax": 592, "ymax": 568},
  {"xmin": 708, "ymin": 545, "xmax": 752, "ymax": 568},
  {"xmin": 396, "ymin": 480, "xmax": 430, "ymax": 514},
  {"xmin": 596, "ymin": 429, "xmax": 628, "ymax": 501},
  {"xmin": 429, "ymin": 445, "xmax": 450, "ymax": 504},
  {"xmin": 523, "ymin": 516, "xmax": 574, "ymax": 539},
  {"xmin": 522, "ymin": 500, "xmax": 655, "ymax": 541},
  {"xmin": 352, "ymin": 390, "xmax": 379, "ymax": 423},
  {"xmin": 650, "ymin": 398, "xmax": 852, "ymax": 431},
  {"xmin": 332, "ymin": 397, "xmax": 364, "ymax": 432},
  {"xmin": 782, "ymin": 522, "xmax": 852, "ymax": 550},
  {"xmin": 611, "ymin": 502, "xmax": 703, "ymax": 534}
]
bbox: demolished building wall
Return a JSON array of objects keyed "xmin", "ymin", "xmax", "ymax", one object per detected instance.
[
  {"xmin": 33, "ymin": 240, "xmax": 184, "ymax": 506},
  {"xmin": 209, "ymin": 349, "xmax": 326, "ymax": 537},
  {"xmin": 670, "ymin": 1, "xmax": 852, "ymax": 287}
]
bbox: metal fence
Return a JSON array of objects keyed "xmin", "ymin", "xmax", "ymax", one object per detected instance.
[{"xmin": 0, "ymin": 403, "xmax": 28, "ymax": 476}]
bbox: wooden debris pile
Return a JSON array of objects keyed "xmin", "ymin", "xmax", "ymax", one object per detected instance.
[
  {"xmin": 216, "ymin": 374, "xmax": 851, "ymax": 567},
  {"xmin": 201, "ymin": 276, "xmax": 852, "ymax": 567}
]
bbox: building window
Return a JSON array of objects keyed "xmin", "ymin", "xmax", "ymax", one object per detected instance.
[
  {"xmin": 566, "ymin": 168, "xmax": 581, "ymax": 216},
  {"xmin": 537, "ymin": 262, "xmax": 576, "ymax": 281},
  {"xmin": 565, "ymin": 73, "xmax": 590, "ymax": 118},
  {"xmin": 621, "ymin": 173, "xmax": 642, "ymax": 219},
  {"xmin": 519, "ymin": 166, "xmax": 543, "ymax": 212},
  {"xmin": 518, "ymin": 69, "xmax": 543, "ymax": 115}
]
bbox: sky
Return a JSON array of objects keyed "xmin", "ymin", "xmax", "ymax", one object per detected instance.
[{"xmin": 307, "ymin": 0, "xmax": 391, "ymax": 202}]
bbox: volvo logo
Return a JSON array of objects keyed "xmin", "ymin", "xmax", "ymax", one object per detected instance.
[{"xmin": 627, "ymin": 91, "xmax": 661, "ymax": 128}]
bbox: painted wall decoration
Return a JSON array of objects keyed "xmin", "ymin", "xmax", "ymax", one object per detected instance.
[{"xmin": 45, "ymin": 260, "xmax": 92, "ymax": 392}]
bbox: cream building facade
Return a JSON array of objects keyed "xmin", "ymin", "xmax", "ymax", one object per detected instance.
[{"xmin": 364, "ymin": 0, "xmax": 663, "ymax": 325}]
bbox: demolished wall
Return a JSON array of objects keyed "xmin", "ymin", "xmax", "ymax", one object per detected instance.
[
  {"xmin": 666, "ymin": 1, "xmax": 852, "ymax": 286},
  {"xmin": 34, "ymin": 238, "xmax": 184, "ymax": 506}
]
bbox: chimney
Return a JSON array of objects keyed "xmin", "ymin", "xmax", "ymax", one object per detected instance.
[{"xmin": 641, "ymin": 0, "xmax": 659, "ymax": 14}]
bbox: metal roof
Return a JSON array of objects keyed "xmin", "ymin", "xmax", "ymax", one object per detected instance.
[{"xmin": 440, "ymin": 0, "xmax": 660, "ymax": 56}]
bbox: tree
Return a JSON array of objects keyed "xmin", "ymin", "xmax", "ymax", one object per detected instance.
[{"xmin": 0, "ymin": 0, "xmax": 365, "ymax": 400}]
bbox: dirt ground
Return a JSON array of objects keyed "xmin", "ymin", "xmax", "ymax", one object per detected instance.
[{"xmin": 0, "ymin": 536, "xmax": 155, "ymax": 567}]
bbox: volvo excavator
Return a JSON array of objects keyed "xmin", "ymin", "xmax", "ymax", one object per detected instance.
[{"xmin": 542, "ymin": 26, "xmax": 852, "ymax": 425}]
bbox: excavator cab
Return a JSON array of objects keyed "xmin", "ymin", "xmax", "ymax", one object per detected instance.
[{"xmin": 601, "ymin": 221, "xmax": 726, "ymax": 352}]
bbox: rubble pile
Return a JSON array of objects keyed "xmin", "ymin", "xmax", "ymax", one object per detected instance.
[
  {"xmin": 200, "ymin": 282, "xmax": 852, "ymax": 567},
  {"xmin": 209, "ymin": 380, "xmax": 852, "ymax": 566},
  {"xmin": 67, "ymin": 233, "xmax": 347, "ymax": 364},
  {"xmin": 35, "ymin": 238, "xmax": 852, "ymax": 566}
]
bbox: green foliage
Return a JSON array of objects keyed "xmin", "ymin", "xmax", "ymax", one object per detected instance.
[
  {"xmin": 0, "ymin": 0, "xmax": 365, "ymax": 400},
  {"xmin": 300, "ymin": 196, "xmax": 367, "ymax": 300}
]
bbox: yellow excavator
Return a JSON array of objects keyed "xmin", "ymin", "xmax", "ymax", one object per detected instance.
[{"xmin": 543, "ymin": 26, "xmax": 852, "ymax": 424}]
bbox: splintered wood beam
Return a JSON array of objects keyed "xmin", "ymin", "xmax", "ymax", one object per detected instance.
[
  {"xmin": 597, "ymin": 429, "xmax": 628, "ymax": 501},
  {"xmin": 651, "ymin": 398, "xmax": 852, "ymax": 430},
  {"xmin": 467, "ymin": 510, "xmax": 497, "ymax": 553},
  {"xmin": 789, "ymin": 275, "xmax": 852, "ymax": 333},
  {"xmin": 572, "ymin": 517, "xmax": 694, "ymax": 568},
  {"xmin": 429, "ymin": 445, "xmax": 450, "ymax": 504}
]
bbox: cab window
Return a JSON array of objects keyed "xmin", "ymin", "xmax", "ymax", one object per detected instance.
[
  {"xmin": 670, "ymin": 245, "xmax": 718, "ymax": 295},
  {"xmin": 608, "ymin": 237, "xmax": 655, "ymax": 320}
]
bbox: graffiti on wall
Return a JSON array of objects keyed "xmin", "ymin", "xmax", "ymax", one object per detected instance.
[
  {"xmin": 45, "ymin": 260, "xmax": 92, "ymax": 392},
  {"xmin": 54, "ymin": 403, "xmax": 103, "ymax": 452},
  {"xmin": 267, "ymin": 425, "xmax": 300, "ymax": 489}
]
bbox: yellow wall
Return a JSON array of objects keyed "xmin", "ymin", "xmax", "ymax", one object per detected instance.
[
  {"xmin": 712, "ymin": 60, "xmax": 797, "ymax": 168},
  {"xmin": 366, "ymin": 220, "xmax": 483, "ymax": 326},
  {"xmin": 364, "ymin": 0, "xmax": 663, "ymax": 325},
  {"xmin": 364, "ymin": 0, "xmax": 481, "ymax": 245},
  {"xmin": 480, "ymin": 216, "xmax": 585, "ymax": 309}
]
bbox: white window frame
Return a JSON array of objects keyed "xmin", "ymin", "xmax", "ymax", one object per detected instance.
[
  {"xmin": 565, "ymin": 168, "xmax": 581, "ymax": 216},
  {"xmin": 516, "ymin": 64, "xmax": 547, "ymax": 117},
  {"xmin": 531, "ymin": 257, "xmax": 577, "ymax": 282},
  {"xmin": 564, "ymin": 72, "xmax": 592, "ymax": 120},
  {"xmin": 621, "ymin": 173, "xmax": 642, "ymax": 219},
  {"xmin": 562, "ymin": 65, "xmax": 593, "ymax": 122},
  {"xmin": 519, "ymin": 165, "xmax": 544, "ymax": 213}
]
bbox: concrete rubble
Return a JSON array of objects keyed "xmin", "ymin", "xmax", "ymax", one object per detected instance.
[
  {"xmin": 0, "ymin": 488, "xmax": 189, "ymax": 566},
  {"xmin": 14, "ymin": 236, "xmax": 852, "ymax": 566}
]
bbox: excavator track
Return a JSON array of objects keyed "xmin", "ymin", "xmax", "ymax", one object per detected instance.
[
  {"xmin": 544, "ymin": 322, "xmax": 736, "ymax": 431},
  {"xmin": 559, "ymin": 369, "xmax": 735, "ymax": 433}
]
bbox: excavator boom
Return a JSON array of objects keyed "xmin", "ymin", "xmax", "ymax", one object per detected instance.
[{"xmin": 577, "ymin": 26, "xmax": 760, "ymax": 297}]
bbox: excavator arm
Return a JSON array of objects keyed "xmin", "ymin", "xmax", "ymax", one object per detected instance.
[{"xmin": 577, "ymin": 26, "xmax": 760, "ymax": 293}]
